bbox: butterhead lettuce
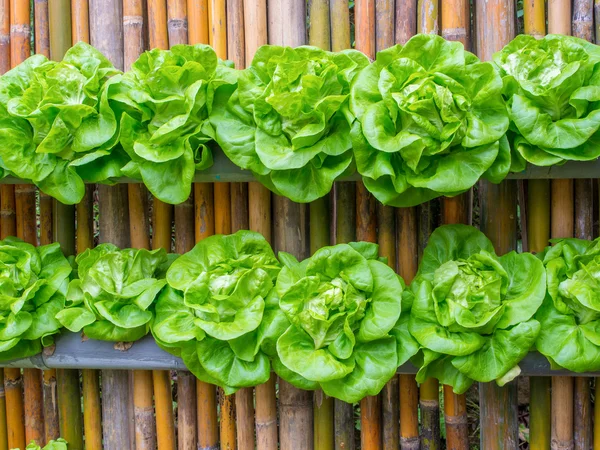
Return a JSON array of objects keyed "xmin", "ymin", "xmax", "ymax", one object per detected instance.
[
  {"xmin": 494, "ymin": 34, "xmax": 600, "ymax": 166},
  {"xmin": 57, "ymin": 244, "xmax": 170, "ymax": 342},
  {"xmin": 274, "ymin": 242, "xmax": 409, "ymax": 403},
  {"xmin": 210, "ymin": 45, "xmax": 369, "ymax": 203},
  {"xmin": 350, "ymin": 34, "xmax": 511, "ymax": 207},
  {"xmin": 0, "ymin": 42, "xmax": 123, "ymax": 204},
  {"xmin": 111, "ymin": 45, "xmax": 231, "ymax": 204},
  {"xmin": 407, "ymin": 225, "xmax": 545, "ymax": 393},
  {"xmin": 153, "ymin": 231, "xmax": 283, "ymax": 393},
  {"xmin": 0, "ymin": 238, "xmax": 72, "ymax": 361},
  {"xmin": 536, "ymin": 238, "xmax": 600, "ymax": 372}
]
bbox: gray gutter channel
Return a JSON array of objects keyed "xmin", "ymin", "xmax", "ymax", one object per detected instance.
[{"xmin": 0, "ymin": 332, "xmax": 597, "ymax": 376}]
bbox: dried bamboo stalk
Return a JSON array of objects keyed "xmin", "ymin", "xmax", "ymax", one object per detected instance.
[
  {"xmin": 4, "ymin": 369, "xmax": 25, "ymax": 449},
  {"xmin": 417, "ymin": 0, "xmax": 438, "ymax": 34},
  {"xmin": 187, "ymin": 4, "xmax": 219, "ymax": 449},
  {"xmin": 0, "ymin": 370, "xmax": 7, "ymax": 450},
  {"xmin": 132, "ymin": 371, "xmax": 155, "ymax": 450},
  {"xmin": 89, "ymin": 1, "xmax": 133, "ymax": 448},
  {"xmin": 395, "ymin": 0, "xmax": 416, "ymax": 45},
  {"xmin": 71, "ymin": 0, "xmax": 89, "ymax": 42},
  {"xmin": 55, "ymin": 370, "xmax": 83, "ymax": 449}
]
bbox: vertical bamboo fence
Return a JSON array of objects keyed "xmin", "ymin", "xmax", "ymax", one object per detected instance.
[{"xmin": 0, "ymin": 1, "xmax": 600, "ymax": 450}]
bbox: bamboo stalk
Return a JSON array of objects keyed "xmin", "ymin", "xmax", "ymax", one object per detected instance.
[
  {"xmin": 165, "ymin": 3, "xmax": 198, "ymax": 448},
  {"xmin": 244, "ymin": 2, "xmax": 275, "ymax": 444},
  {"xmin": 474, "ymin": 2, "xmax": 518, "ymax": 445},
  {"xmin": 354, "ymin": 3, "xmax": 380, "ymax": 446},
  {"xmin": 55, "ymin": 370, "xmax": 83, "ymax": 449},
  {"xmin": 188, "ymin": 5, "xmax": 219, "ymax": 449},
  {"xmin": 34, "ymin": 1, "xmax": 58, "ymax": 444},
  {"xmin": 0, "ymin": 371, "xmax": 7, "ymax": 450},
  {"xmin": 132, "ymin": 371, "xmax": 155, "ymax": 450},
  {"xmin": 395, "ymin": 0, "xmax": 416, "ymax": 45},
  {"xmin": 11, "ymin": 0, "xmax": 45, "ymax": 444},
  {"xmin": 596, "ymin": 1, "xmax": 600, "ymax": 43},
  {"xmin": 396, "ymin": 208, "xmax": 419, "ymax": 450},
  {"xmin": 417, "ymin": 0, "xmax": 438, "ymax": 34},
  {"xmin": 333, "ymin": 181, "xmax": 355, "ymax": 450},
  {"xmin": 89, "ymin": 2, "xmax": 133, "ymax": 449},
  {"xmin": 72, "ymin": 5, "xmax": 103, "ymax": 448},
  {"xmin": 548, "ymin": 7, "xmax": 575, "ymax": 450},
  {"xmin": 4, "ymin": 369, "xmax": 25, "ymax": 449},
  {"xmin": 329, "ymin": 0, "xmax": 350, "ymax": 52},
  {"xmin": 307, "ymin": 3, "xmax": 334, "ymax": 448},
  {"xmin": 145, "ymin": 1, "xmax": 177, "ymax": 447},
  {"xmin": 207, "ymin": 2, "xmax": 237, "ymax": 448}
]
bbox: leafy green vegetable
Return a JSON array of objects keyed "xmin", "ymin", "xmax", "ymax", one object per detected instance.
[
  {"xmin": 111, "ymin": 44, "xmax": 231, "ymax": 204},
  {"xmin": 57, "ymin": 244, "xmax": 170, "ymax": 342},
  {"xmin": 16, "ymin": 438, "xmax": 68, "ymax": 450},
  {"xmin": 274, "ymin": 242, "xmax": 410, "ymax": 403},
  {"xmin": 210, "ymin": 45, "xmax": 369, "ymax": 203},
  {"xmin": 408, "ymin": 225, "xmax": 545, "ymax": 393},
  {"xmin": 153, "ymin": 231, "xmax": 283, "ymax": 393},
  {"xmin": 0, "ymin": 238, "xmax": 71, "ymax": 361},
  {"xmin": 494, "ymin": 34, "xmax": 600, "ymax": 166},
  {"xmin": 0, "ymin": 42, "xmax": 123, "ymax": 204},
  {"xmin": 535, "ymin": 238, "xmax": 600, "ymax": 372},
  {"xmin": 350, "ymin": 34, "xmax": 510, "ymax": 207}
]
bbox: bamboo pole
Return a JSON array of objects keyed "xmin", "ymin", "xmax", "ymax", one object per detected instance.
[
  {"xmin": 243, "ymin": 3, "xmax": 275, "ymax": 447},
  {"xmin": 394, "ymin": 4, "xmax": 419, "ymax": 450},
  {"xmin": 4, "ymin": 369, "xmax": 25, "ymax": 449},
  {"xmin": 89, "ymin": 2, "xmax": 134, "ymax": 449},
  {"xmin": 207, "ymin": 2, "xmax": 237, "ymax": 448},
  {"xmin": 373, "ymin": 2, "xmax": 399, "ymax": 449},
  {"xmin": 572, "ymin": 6, "xmax": 594, "ymax": 450},
  {"xmin": 440, "ymin": 2, "xmax": 470, "ymax": 449},
  {"xmin": 0, "ymin": 6, "xmax": 10, "ymax": 448},
  {"xmin": 354, "ymin": 2, "xmax": 382, "ymax": 448},
  {"xmin": 145, "ymin": 1, "xmax": 177, "ymax": 447},
  {"xmin": 225, "ymin": 2, "xmax": 253, "ymax": 448},
  {"xmin": 165, "ymin": 2, "xmax": 199, "ymax": 449},
  {"xmin": 520, "ymin": 3, "xmax": 552, "ymax": 450},
  {"xmin": 34, "ymin": 0, "xmax": 59, "ymax": 443},
  {"xmin": 396, "ymin": 207, "xmax": 419, "ymax": 450},
  {"xmin": 307, "ymin": 3, "xmax": 334, "ymax": 449},
  {"xmin": 71, "ymin": 4, "xmax": 102, "ymax": 449},
  {"xmin": 330, "ymin": 0, "xmax": 350, "ymax": 52},
  {"xmin": 268, "ymin": 11, "xmax": 311, "ymax": 450},
  {"xmin": 48, "ymin": 3, "xmax": 85, "ymax": 448},
  {"xmin": 547, "ymin": 2, "xmax": 575, "ymax": 449},
  {"xmin": 11, "ymin": 0, "xmax": 45, "ymax": 444},
  {"xmin": 416, "ymin": 3, "xmax": 441, "ymax": 449},
  {"xmin": 187, "ymin": 5, "xmax": 219, "ymax": 449},
  {"xmin": 474, "ymin": 2, "xmax": 519, "ymax": 448}
]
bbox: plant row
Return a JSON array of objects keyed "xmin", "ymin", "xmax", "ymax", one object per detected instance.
[
  {"xmin": 1, "ymin": 225, "xmax": 598, "ymax": 402},
  {"xmin": 1, "ymin": 33, "xmax": 597, "ymax": 206}
]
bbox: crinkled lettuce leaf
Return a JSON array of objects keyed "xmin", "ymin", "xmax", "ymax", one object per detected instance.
[{"xmin": 210, "ymin": 45, "xmax": 369, "ymax": 203}]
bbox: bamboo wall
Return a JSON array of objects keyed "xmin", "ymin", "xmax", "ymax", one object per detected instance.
[{"xmin": 0, "ymin": 0, "xmax": 596, "ymax": 449}]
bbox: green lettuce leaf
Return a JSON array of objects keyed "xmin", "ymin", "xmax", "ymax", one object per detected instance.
[
  {"xmin": 494, "ymin": 34, "xmax": 600, "ymax": 165},
  {"xmin": 274, "ymin": 241, "xmax": 405, "ymax": 403},
  {"xmin": 350, "ymin": 34, "xmax": 510, "ymax": 207},
  {"xmin": 407, "ymin": 225, "xmax": 545, "ymax": 391},
  {"xmin": 210, "ymin": 45, "xmax": 369, "ymax": 203},
  {"xmin": 0, "ymin": 42, "xmax": 122, "ymax": 204}
]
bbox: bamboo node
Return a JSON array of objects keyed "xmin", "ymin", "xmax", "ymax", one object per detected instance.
[
  {"xmin": 4, "ymin": 374, "xmax": 22, "ymax": 387},
  {"xmin": 551, "ymin": 439, "xmax": 574, "ymax": 450},
  {"xmin": 0, "ymin": 209, "xmax": 16, "ymax": 217},
  {"xmin": 255, "ymin": 418, "xmax": 277, "ymax": 429},
  {"xmin": 0, "ymin": 34, "xmax": 9, "ymax": 45},
  {"xmin": 444, "ymin": 414, "xmax": 468, "ymax": 425},
  {"xmin": 419, "ymin": 399, "xmax": 439, "ymax": 408},
  {"xmin": 123, "ymin": 15, "xmax": 144, "ymax": 26},
  {"xmin": 399, "ymin": 437, "xmax": 420, "ymax": 450},
  {"xmin": 10, "ymin": 24, "xmax": 31, "ymax": 37},
  {"xmin": 441, "ymin": 27, "xmax": 467, "ymax": 41},
  {"xmin": 14, "ymin": 185, "xmax": 36, "ymax": 194},
  {"xmin": 168, "ymin": 18, "xmax": 188, "ymax": 30}
]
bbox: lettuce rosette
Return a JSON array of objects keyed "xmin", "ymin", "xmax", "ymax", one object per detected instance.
[
  {"xmin": 210, "ymin": 45, "xmax": 369, "ymax": 203},
  {"xmin": 407, "ymin": 225, "xmax": 545, "ymax": 393},
  {"xmin": 0, "ymin": 238, "xmax": 72, "ymax": 361},
  {"xmin": 350, "ymin": 34, "xmax": 510, "ymax": 207},
  {"xmin": 0, "ymin": 42, "xmax": 123, "ymax": 204},
  {"xmin": 111, "ymin": 44, "xmax": 232, "ymax": 204},
  {"xmin": 535, "ymin": 238, "xmax": 600, "ymax": 372},
  {"xmin": 494, "ymin": 34, "xmax": 600, "ymax": 166},
  {"xmin": 152, "ymin": 231, "xmax": 283, "ymax": 393},
  {"xmin": 56, "ymin": 244, "xmax": 170, "ymax": 342},
  {"xmin": 274, "ymin": 242, "xmax": 409, "ymax": 403}
]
